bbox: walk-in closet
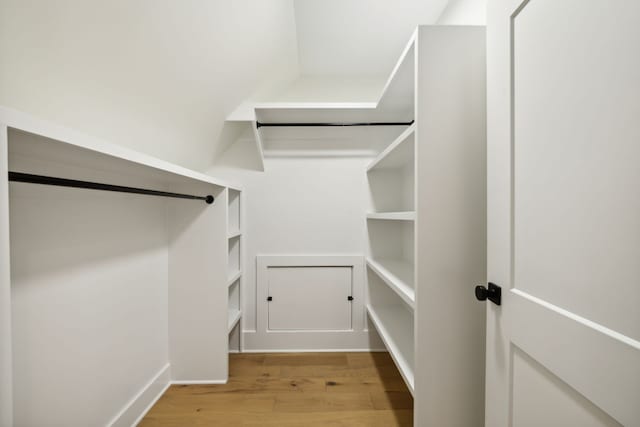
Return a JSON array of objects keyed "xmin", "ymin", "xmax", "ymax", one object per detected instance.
[{"xmin": 3, "ymin": 1, "xmax": 637, "ymax": 426}]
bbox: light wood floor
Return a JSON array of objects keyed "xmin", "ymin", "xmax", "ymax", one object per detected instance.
[{"xmin": 140, "ymin": 352, "xmax": 413, "ymax": 426}]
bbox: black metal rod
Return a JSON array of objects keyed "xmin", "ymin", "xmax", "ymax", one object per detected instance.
[
  {"xmin": 256, "ymin": 120, "xmax": 414, "ymax": 129},
  {"xmin": 8, "ymin": 172, "xmax": 214, "ymax": 204}
]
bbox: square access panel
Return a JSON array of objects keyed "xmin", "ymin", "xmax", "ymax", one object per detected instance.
[{"xmin": 267, "ymin": 266, "xmax": 352, "ymax": 331}]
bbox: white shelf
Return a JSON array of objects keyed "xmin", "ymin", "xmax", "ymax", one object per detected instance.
[
  {"xmin": 227, "ymin": 309, "xmax": 241, "ymax": 333},
  {"xmin": 366, "ymin": 304, "xmax": 414, "ymax": 395},
  {"xmin": 223, "ymin": 32, "xmax": 415, "ymax": 160},
  {"xmin": 253, "ymin": 34, "xmax": 415, "ymax": 125},
  {"xmin": 367, "ymin": 124, "xmax": 416, "ymax": 172},
  {"xmin": 366, "ymin": 257, "xmax": 415, "ymax": 308},
  {"xmin": 367, "ymin": 211, "xmax": 415, "ymax": 221},
  {"xmin": 227, "ymin": 230, "xmax": 241, "ymax": 239},
  {"xmin": 0, "ymin": 106, "xmax": 242, "ymax": 191},
  {"xmin": 227, "ymin": 270, "xmax": 241, "ymax": 287}
]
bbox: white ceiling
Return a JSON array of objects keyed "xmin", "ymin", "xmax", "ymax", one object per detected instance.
[{"xmin": 292, "ymin": 0, "xmax": 450, "ymax": 77}]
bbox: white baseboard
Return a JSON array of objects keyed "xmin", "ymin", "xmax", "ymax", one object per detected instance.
[
  {"xmin": 240, "ymin": 348, "xmax": 388, "ymax": 353},
  {"xmin": 171, "ymin": 379, "xmax": 228, "ymax": 385},
  {"xmin": 107, "ymin": 363, "xmax": 171, "ymax": 427},
  {"xmin": 241, "ymin": 328, "xmax": 384, "ymax": 352}
]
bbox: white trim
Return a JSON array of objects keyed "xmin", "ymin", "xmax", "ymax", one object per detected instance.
[
  {"xmin": 129, "ymin": 383, "xmax": 170, "ymax": 427},
  {"xmin": 0, "ymin": 123, "xmax": 13, "ymax": 427},
  {"xmin": 512, "ymin": 289, "xmax": 640, "ymax": 350},
  {"xmin": 170, "ymin": 379, "xmax": 228, "ymax": 385},
  {"xmin": 239, "ymin": 348, "xmax": 388, "ymax": 353},
  {"xmin": 107, "ymin": 363, "xmax": 171, "ymax": 427}
]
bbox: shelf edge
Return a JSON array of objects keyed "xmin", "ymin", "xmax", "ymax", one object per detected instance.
[
  {"xmin": 366, "ymin": 212, "xmax": 416, "ymax": 221},
  {"xmin": 366, "ymin": 304, "xmax": 414, "ymax": 395},
  {"xmin": 227, "ymin": 309, "xmax": 242, "ymax": 333},
  {"xmin": 227, "ymin": 271, "xmax": 241, "ymax": 287},
  {"xmin": 366, "ymin": 258, "xmax": 415, "ymax": 309}
]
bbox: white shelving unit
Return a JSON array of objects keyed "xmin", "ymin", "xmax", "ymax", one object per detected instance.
[
  {"xmin": 226, "ymin": 188, "xmax": 242, "ymax": 352},
  {"xmin": 364, "ymin": 37, "xmax": 417, "ymax": 396},
  {"xmin": 0, "ymin": 107, "xmax": 244, "ymax": 423},
  {"xmin": 363, "ymin": 26, "xmax": 487, "ymax": 426}
]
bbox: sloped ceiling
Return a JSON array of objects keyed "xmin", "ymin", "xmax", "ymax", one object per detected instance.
[{"xmin": 292, "ymin": 0, "xmax": 450, "ymax": 77}]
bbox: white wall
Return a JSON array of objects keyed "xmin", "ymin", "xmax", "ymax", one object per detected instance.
[
  {"xmin": 210, "ymin": 154, "xmax": 371, "ymax": 336},
  {"xmin": 0, "ymin": 0, "xmax": 299, "ymax": 171},
  {"xmin": 8, "ymin": 170, "xmax": 169, "ymax": 425},
  {"xmin": 437, "ymin": 0, "xmax": 487, "ymax": 25},
  {"xmin": 292, "ymin": 0, "xmax": 449, "ymax": 77}
]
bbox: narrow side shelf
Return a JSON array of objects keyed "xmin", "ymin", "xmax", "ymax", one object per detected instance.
[
  {"xmin": 227, "ymin": 230, "xmax": 242, "ymax": 239},
  {"xmin": 227, "ymin": 271, "xmax": 241, "ymax": 287},
  {"xmin": 366, "ymin": 257, "xmax": 415, "ymax": 308},
  {"xmin": 367, "ymin": 124, "xmax": 415, "ymax": 172},
  {"xmin": 366, "ymin": 304, "xmax": 414, "ymax": 394},
  {"xmin": 367, "ymin": 212, "xmax": 415, "ymax": 221},
  {"xmin": 227, "ymin": 309, "xmax": 242, "ymax": 333}
]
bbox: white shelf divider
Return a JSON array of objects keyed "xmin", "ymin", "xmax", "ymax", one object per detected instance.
[
  {"xmin": 366, "ymin": 257, "xmax": 415, "ymax": 308},
  {"xmin": 227, "ymin": 309, "xmax": 242, "ymax": 333},
  {"xmin": 366, "ymin": 304, "xmax": 414, "ymax": 395},
  {"xmin": 367, "ymin": 212, "xmax": 415, "ymax": 221}
]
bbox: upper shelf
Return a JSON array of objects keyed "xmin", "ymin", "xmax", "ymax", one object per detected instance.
[
  {"xmin": 223, "ymin": 30, "xmax": 416, "ymax": 161},
  {"xmin": 253, "ymin": 33, "xmax": 415, "ymax": 124},
  {"xmin": 1, "ymin": 107, "xmax": 242, "ymax": 192}
]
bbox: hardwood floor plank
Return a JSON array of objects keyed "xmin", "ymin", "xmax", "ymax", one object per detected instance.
[
  {"xmin": 241, "ymin": 409, "xmax": 414, "ymax": 426},
  {"xmin": 264, "ymin": 353, "xmax": 348, "ymax": 367},
  {"xmin": 140, "ymin": 352, "xmax": 413, "ymax": 426},
  {"xmin": 370, "ymin": 390, "xmax": 414, "ymax": 410},
  {"xmin": 273, "ymin": 392, "xmax": 374, "ymax": 413}
]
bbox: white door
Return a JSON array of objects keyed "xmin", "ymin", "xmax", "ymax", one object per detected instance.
[{"xmin": 486, "ymin": 1, "xmax": 640, "ymax": 426}]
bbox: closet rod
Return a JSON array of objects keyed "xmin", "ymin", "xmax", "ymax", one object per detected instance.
[
  {"xmin": 8, "ymin": 172, "xmax": 215, "ymax": 204},
  {"xmin": 256, "ymin": 120, "xmax": 414, "ymax": 129}
]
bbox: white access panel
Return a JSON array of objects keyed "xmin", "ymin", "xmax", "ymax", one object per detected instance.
[{"xmin": 267, "ymin": 266, "xmax": 352, "ymax": 331}]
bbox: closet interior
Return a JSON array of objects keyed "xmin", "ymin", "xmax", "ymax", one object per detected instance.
[{"xmin": 1, "ymin": 25, "xmax": 486, "ymax": 427}]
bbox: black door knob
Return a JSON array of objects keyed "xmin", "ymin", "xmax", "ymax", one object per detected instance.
[
  {"xmin": 475, "ymin": 285, "xmax": 489, "ymax": 301},
  {"xmin": 475, "ymin": 282, "xmax": 501, "ymax": 305}
]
